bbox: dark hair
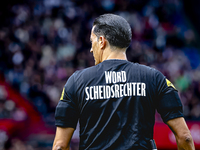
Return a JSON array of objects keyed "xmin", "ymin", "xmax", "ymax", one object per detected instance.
[{"xmin": 93, "ymin": 14, "xmax": 132, "ymax": 49}]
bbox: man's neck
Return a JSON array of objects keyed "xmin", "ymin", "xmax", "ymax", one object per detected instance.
[{"xmin": 102, "ymin": 48, "xmax": 127, "ymax": 62}]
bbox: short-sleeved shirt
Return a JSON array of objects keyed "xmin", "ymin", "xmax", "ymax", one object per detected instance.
[{"xmin": 55, "ymin": 59, "xmax": 183, "ymax": 150}]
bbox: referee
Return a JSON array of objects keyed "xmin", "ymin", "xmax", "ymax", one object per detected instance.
[{"xmin": 52, "ymin": 14, "xmax": 195, "ymax": 150}]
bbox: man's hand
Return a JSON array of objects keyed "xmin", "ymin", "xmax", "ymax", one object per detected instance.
[
  {"xmin": 52, "ymin": 127, "xmax": 75, "ymax": 150},
  {"xmin": 166, "ymin": 117, "xmax": 195, "ymax": 150}
]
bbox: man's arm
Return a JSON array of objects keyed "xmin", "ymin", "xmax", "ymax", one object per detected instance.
[
  {"xmin": 52, "ymin": 127, "xmax": 75, "ymax": 150},
  {"xmin": 166, "ymin": 117, "xmax": 195, "ymax": 150}
]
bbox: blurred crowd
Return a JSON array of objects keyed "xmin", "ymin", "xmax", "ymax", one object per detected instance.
[{"xmin": 0, "ymin": 0, "xmax": 200, "ymax": 149}]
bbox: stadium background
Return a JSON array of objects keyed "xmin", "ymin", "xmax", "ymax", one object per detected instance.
[{"xmin": 0, "ymin": 0, "xmax": 200, "ymax": 149}]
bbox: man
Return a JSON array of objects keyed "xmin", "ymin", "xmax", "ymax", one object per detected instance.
[{"xmin": 52, "ymin": 14, "xmax": 195, "ymax": 150}]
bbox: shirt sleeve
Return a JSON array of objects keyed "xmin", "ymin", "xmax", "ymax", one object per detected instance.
[
  {"xmin": 55, "ymin": 74, "xmax": 79, "ymax": 129},
  {"xmin": 155, "ymin": 70, "xmax": 184, "ymax": 123}
]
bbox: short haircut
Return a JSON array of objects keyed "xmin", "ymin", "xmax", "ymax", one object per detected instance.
[{"xmin": 93, "ymin": 14, "xmax": 132, "ymax": 49}]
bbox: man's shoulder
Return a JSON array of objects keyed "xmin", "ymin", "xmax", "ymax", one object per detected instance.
[
  {"xmin": 72, "ymin": 65, "xmax": 100, "ymax": 79},
  {"xmin": 72, "ymin": 62, "xmax": 159, "ymax": 77},
  {"xmin": 134, "ymin": 63, "xmax": 158, "ymax": 73}
]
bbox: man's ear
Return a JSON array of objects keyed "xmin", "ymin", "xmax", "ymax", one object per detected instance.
[{"xmin": 99, "ymin": 36, "xmax": 106, "ymax": 49}]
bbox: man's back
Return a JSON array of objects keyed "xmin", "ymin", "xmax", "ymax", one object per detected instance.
[{"xmin": 56, "ymin": 59, "xmax": 183, "ymax": 149}]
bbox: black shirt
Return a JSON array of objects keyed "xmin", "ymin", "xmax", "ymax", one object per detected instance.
[{"xmin": 55, "ymin": 59, "xmax": 183, "ymax": 150}]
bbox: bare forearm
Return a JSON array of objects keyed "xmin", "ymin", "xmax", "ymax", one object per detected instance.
[
  {"xmin": 166, "ymin": 118, "xmax": 195, "ymax": 150},
  {"xmin": 52, "ymin": 146, "xmax": 70, "ymax": 150},
  {"xmin": 52, "ymin": 142, "xmax": 70, "ymax": 150},
  {"xmin": 176, "ymin": 133, "xmax": 195, "ymax": 150},
  {"xmin": 52, "ymin": 127, "xmax": 75, "ymax": 150}
]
